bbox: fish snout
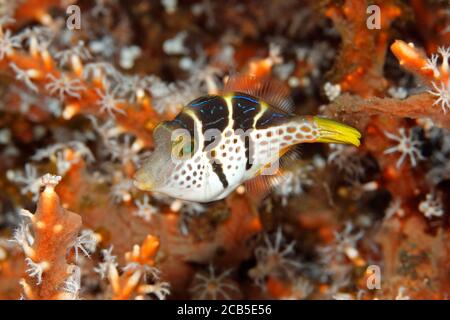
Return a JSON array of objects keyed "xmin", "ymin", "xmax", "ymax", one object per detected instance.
[
  {"xmin": 134, "ymin": 159, "xmax": 171, "ymax": 191},
  {"xmin": 133, "ymin": 167, "xmax": 154, "ymax": 191}
]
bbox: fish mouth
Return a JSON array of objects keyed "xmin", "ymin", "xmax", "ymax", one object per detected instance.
[
  {"xmin": 133, "ymin": 157, "xmax": 174, "ymax": 191},
  {"xmin": 313, "ymin": 116, "xmax": 362, "ymax": 147},
  {"xmin": 133, "ymin": 174, "xmax": 153, "ymax": 191},
  {"xmin": 133, "ymin": 122, "xmax": 179, "ymax": 192}
]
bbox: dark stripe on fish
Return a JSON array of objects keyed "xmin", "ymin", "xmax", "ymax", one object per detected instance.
[
  {"xmin": 169, "ymin": 111, "xmax": 196, "ymax": 136},
  {"xmin": 188, "ymin": 95, "xmax": 229, "ymax": 149},
  {"xmin": 231, "ymin": 93, "xmax": 260, "ymax": 131},
  {"xmin": 231, "ymin": 93, "xmax": 261, "ymax": 170},
  {"xmin": 211, "ymin": 160, "xmax": 229, "ymax": 189}
]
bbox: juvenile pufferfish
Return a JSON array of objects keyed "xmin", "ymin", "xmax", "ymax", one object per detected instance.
[{"xmin": 134, "ymin": 78, "xmax": 361, "ymax": 202}]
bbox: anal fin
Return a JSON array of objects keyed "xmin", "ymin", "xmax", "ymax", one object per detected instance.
[
  {"xmin": 243, "ymin": 173, "xmax": 285, "ymax": 205},
  {"xmin": 243, "ymin": 145, "xmax": 302, "ymax": 204}
]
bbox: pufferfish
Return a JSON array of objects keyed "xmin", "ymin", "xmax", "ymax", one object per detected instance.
[{"xmin": 134, "ymin": 76, "xmax": 361, "ymax": 203}]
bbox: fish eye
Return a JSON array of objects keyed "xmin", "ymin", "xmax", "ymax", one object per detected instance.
[
  {"xmin": 178, "ymin": 139, "xmax": 194, "ymax": 158},
  {"xmin": 171, "ymin": 135, "xmax": 183, "ymax": 147},
  {"xmin": 172, "ymin": 135, "xmax": 195, "ymax": 160}
]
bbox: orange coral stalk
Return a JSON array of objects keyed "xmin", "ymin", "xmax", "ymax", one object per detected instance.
[
  {"xmin": 325, "ymin": 0, "xmax": 401, "ymax": 97},
  {"xmin": 101, "ymin": 235, "xmax": 168, "ymax": 300},
  {"xmin": 391, "ymin": 40, "xmax": 434, "ymax": 81},
  {"xmin": 124, "ymin": 235, "xmax": 160, "ymax": 267},
  {"xmin": 19, "ymin": 174, "xmax": 82, "ymax": 300},
  {"xmin": 324, "ymin": 93, "xmax": 450, "ymax": 130},
  {"xmin": 390, "ymin": 40, "xmax": 446, "ymax": 85}
]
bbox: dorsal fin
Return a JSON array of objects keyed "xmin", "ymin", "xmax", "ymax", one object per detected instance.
[{"xmin": 223, "ymin": 74, "xmax": 295, "ymax": 115}]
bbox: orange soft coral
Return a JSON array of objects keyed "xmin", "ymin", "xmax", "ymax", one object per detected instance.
[
  {"xmin": 96, "ymin": 235, "xmax": 169, "ymax": 300},
  {"xmin": 15, "ymin": 174, "xmax": 82, "ymax": 299},
  {"xmin": 391, "ymin": 40, "xmax": 448, "ymax": 86},
  {"xmin": 0, "ymin": 25, "xmax": 161, "ymax": 149},
  {"xmin": 326, "ymin": 41, "xmax": 450, "ymax": 129},
  {"xmin": 324, "ymin": 0, "xmax": 402, "ymax": 97}
]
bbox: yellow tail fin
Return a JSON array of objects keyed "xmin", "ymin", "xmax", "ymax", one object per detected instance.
[{"xmin": 313, "ymin": 116, "xmax": 361, "ymax": 147}]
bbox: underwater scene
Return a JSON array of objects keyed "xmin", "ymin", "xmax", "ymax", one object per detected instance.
[{"xmin": 0, "ymin": 0, "xmax": 448, "ymax": 300}]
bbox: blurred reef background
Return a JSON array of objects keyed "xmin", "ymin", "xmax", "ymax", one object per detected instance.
[{"xmin": 0, "ymin": 0, "xmax": 449, "ymax": 300}]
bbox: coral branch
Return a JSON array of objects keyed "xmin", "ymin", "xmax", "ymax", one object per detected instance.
[
  {"xmin": 0, "ymin": 25, "xmax": 162, "ymax": 149},
  {"xmin": 324, "ymin": 93, "xmax": 450, "ymax": 129},
  {"xmin": 14, "ymin": 174, "xmax": 82, "ymax": 299},
  {"xmin": 324, "ymin": 0, "xmax": 401, "ymax": 97},
  {"xmin": 95, "ymin": 235, "xmax": 169, "ymax": 300},
  {"xmin": 391, "ymin": 40, "xmax": 448, "ymax": 85}
]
